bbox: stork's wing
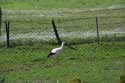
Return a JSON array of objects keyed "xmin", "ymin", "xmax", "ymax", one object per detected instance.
[
  {"xmin": 47, "ymin": 52, "xmax": 55, "ymax": 57},
  {"xmin": 48, "ymin": 47, "xmax": 62, "ymax": 57},
  {"xmin": 51, "ymin": 47, "xmax": 61, "ymax": 53}
]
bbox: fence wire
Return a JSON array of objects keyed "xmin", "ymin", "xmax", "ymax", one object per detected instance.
[{"xmin": 0, "ymin": 14, "xmax": 125, "ymax": 47}]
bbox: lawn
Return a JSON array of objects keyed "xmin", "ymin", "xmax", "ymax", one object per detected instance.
[
  {"xmin": 0, "ymin": 0, "xmax": 125, "ymax": 83},
  {"xmin": 0, "ymin": 42, "xmax": 125, "ymax": 83},
  {"xmin": 0, "ymin": 7, "xmax": 125, "ymax": 45},
  {"xmin": 0, "ymin": 0, "xmax": 125, "ymax": 45},
  {"xmin": 0, "ymin": 0, "xmax": 125, "ymax": 9}
]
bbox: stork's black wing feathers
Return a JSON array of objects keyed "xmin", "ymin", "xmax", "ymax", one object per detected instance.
[{"xmin": 47, "ymin": 52, "xmax": 55, "ymax": 57}]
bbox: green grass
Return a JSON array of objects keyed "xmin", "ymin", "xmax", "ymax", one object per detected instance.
[
  {"xmin": 0, "ymin": 1, "xmax": 125, "ymax": 83},
  {"xmin": 0, "ymin": 0, "xmax": 125, "ymax": 9},
  {"xmin": 0, "ymin": 0, "xmax": 125, "ymax": 43},
  {"xmin": 0, "ymin": 42, "xmax": 125, "ymax": 83},
  {"xmin": 0, "ymin": 7, "xmax": 124, "ymax": 45}
]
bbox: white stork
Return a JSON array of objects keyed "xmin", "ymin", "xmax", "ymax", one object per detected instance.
[{"xmin": 47, "ymin": 42, "xmax": 65, "ymax": 58}]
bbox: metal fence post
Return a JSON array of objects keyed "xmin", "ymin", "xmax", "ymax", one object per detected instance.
[
  {"xmin": 96, "ymin": 16, "xmax": 100, "ymax": 44},
  {"xmin": 5, "ymin": 20, "xmax": 10, "ymax": 48},
  {"xmin": 51, "ymin": 20, "xmax": 62, "ymax": 44}
]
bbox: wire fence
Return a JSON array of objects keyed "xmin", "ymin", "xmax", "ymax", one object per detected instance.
[{"xmin": 0, "ymin": 9, "xmax": 125, "ymax": 47}]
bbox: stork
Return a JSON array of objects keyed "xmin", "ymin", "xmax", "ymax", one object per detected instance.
[{"xmin": 47, "ymin": 42, "xmax": 65, "ymax": 58}]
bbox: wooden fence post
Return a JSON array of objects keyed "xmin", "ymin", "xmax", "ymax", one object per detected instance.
[
  {"xmin": 96, "ymin": 16, "xmax": 100, "ymax": 44},
  {"xmin": 0, "ymin": 8, "xmax": 2, "ymax": 36},
  {"xmin": 51, "ymin": 20, "xmax": 62, "ymax": 44},
  {"xmin": 5, "ymin": 20, "xmax": 10, "ymax": 48}
]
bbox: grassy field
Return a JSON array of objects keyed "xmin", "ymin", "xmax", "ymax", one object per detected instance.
[
  {"xmin": 0, "ymin": 0, "xmax": 125, "ymax": 9},
  {"xmin": 0, "ymin": 7, "xmax": 125, "ymax": 45},
  {"xmin": 0, "ymin": 42, "xmax": 125, "ymax": 83},
  {"xmin": 0, "ymin": 0, "xmax": 125, "ymax": 83}
]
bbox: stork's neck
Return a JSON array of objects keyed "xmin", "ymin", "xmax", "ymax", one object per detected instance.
[{"xmin": 60, "ymin": 42, "xmax": 65, "ymax": 49}]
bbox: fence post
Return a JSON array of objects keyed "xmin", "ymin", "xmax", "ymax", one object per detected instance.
[
  {"xmin": 0, "ymin": 8, "xmax": 2, "ymax": 36},
  {"xmin": 51, "ymin": 20, "xmax": 62, "ymax": 44},
  {"xmin": 5, "ymin": 20, "xmax": 10, "ymax": 48},
  {"xmin": 96, "ymin": 16, "xmax": 100, "ymax": 44}
]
